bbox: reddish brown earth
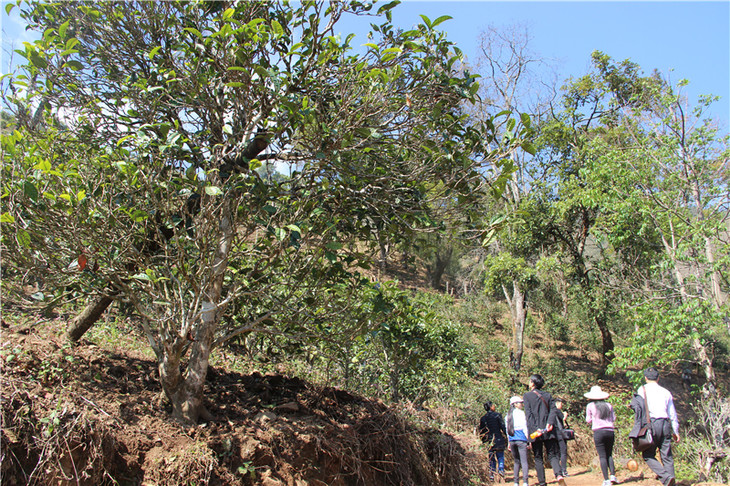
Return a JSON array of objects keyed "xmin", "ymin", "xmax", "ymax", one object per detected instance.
[
  {"xmin": 1, "ymin": 315, "xmax": 720, "ymax": 486},
  {"xmin": 1, "ymin": 319, "xmax": 485, "ymax": 485}
]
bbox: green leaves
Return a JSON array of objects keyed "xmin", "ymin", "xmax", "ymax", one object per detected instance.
[
  {"xmin": 23, "ymin": 181, "xmax": 39, "ymax": 202},
  {"xmin": 204, "ymin": 186, "xmax": 223, "ymax": 196},
  {"xmin": 418, "ymin": 14, "xmax": 452, "ymax": 30},
  {"xmin": 520, "ymin": 141, "xmax": 536, "ymax": 155},
  {"xmin": 270, "ymin": 19, "xmax": 284, "ymax": 37},
  {"xmin": 1, "ymin": 0, "xmax": 515, "ymax": 415}
]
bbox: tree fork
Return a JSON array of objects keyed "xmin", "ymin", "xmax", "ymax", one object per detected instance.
[{"xmin": 66, "ymin": 133, "xmax": 271, "ymax": 342}]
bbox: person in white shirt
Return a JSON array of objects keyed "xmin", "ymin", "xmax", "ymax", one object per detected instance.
[
  {"xmin": 636, "ymin": 367, "xmax": 680, "ymax": 486},
  {"xmin": 506, "ymin": 396, "xmax": 530, "ymax": 486}
]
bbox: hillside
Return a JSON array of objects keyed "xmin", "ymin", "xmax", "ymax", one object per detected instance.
[
  {"xmin": 1, "ymin": 315, "xmax": 486, "ymax": 485},
  {"xmin": 1, "ymin": 297, "xmax": 725, "ymax": 485}
]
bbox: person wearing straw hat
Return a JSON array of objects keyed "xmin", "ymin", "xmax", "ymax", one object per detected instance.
[
  {"xmin": 506, "ymin": 396, "xmax": 530, "ymax": 486},
  {"xmin": 584, "ymin": 385, "xmax": 617, "ymax": 486}
]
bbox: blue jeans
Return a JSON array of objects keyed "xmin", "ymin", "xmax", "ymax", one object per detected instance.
[{"xmin": 489, "ymin": 449, "xmax": 505, "ymax": 475}]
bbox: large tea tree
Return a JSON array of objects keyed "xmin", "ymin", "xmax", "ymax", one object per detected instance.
[{"xmin": 2, "ymin": 1, "xmax": 508, "ymax": 423}]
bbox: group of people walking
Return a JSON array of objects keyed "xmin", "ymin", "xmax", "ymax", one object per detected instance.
[{"xmin": 478, "ymin": 368, "xmax": 680, "ymax": 486}]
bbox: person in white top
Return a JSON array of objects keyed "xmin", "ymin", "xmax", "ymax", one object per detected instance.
[
  {"xmin": 506, "ymin": 396, "xmax": 530, "ymax": 486},
  {"xmin": 636, "ymin": 367, "xmax": 680, "ymax": 486}
]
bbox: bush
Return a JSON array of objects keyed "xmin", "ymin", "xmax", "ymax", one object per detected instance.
[{"xmin": 674, "ymin": 395, "xmax": 730, "ymax": 483}]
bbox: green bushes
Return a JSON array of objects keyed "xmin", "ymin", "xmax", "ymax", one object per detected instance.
[{"xmin": 231, "ymin": 282, "xmax": 477, "ymax": 408}]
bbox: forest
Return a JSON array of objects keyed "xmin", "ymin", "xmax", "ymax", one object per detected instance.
[{"xmin": 1, "ymin": 1, "xmax": 728, "ymax": 485}]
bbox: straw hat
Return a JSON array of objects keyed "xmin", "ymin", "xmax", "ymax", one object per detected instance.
[{"xmin": 583, "ymin": 385, "xmax": 609, "ymax": 400}]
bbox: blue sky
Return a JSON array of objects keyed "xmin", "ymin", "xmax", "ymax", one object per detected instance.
[
  {"xmin": 342, "ymin": 0, "xmax": 730, "ymax": 126},
  {"xmin": 2, "ymin": 0, "xmax": 729, "ymax": 125}
]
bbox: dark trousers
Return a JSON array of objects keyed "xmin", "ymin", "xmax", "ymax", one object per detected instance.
[
  {"xmin": 488, "ymin": 448, "xmax": 505, "ymax": 475},
  {"xmin": 557, "ymin": 437, "xmax": 568, "ymax": 475},
  {"xmin": 643, "ymin": 418, "xmax": 675, "ymax": 485},
  {"xmin": 532, "ymin": 438, "xmax": 562, "ymax": 485},
  {"xmin": 592, "ymin": 428, "xmax": 615, "ymax": 480}
]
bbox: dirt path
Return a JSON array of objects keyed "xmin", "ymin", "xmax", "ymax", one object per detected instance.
[{"xmin": 500, "ymin": 464, "xmax": 679, "ymax": 486}]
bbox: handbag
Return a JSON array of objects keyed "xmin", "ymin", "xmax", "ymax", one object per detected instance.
[
  {"xmin": 632, "ymin": 386, "xmax": 654, "ymax": 452},
  {"xmin": 562, "ymin": 429, "xmax": 575, "ymax": 441}
]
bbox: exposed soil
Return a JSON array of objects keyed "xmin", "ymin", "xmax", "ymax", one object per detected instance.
[
  {"xmin": 1, "ymin": 318, "xmax": 487, "ymax": 485},
  {"xmin": 0, "ymin": 314, "xmax": 721, "ymax": 485}
]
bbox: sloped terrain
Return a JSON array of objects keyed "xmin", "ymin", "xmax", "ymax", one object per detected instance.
[
  {"xmin": 1, "ymin": 296, "xmax": 725, "ymax": 485},
  {"xmin": 1, "ymin": 319, "xmax": 488, "ymax": 485}
]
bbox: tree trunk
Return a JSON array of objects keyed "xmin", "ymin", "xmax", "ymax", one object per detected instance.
[
  {"xmin": 705, "ymin": 236, "xmax": 726, "ymax": 308},
  {"xmin": 504, "ymin": 280, "xmax": 526, "ymax": 372},
  {"xmin": 595, "ymin": 312, "xmax": 614, "ymax": 375},
  {"xmin": 511, "ymin": 283, "xmax": 526, "ymax": 372},
  {"xmin": 693, "ymin": 335, "xmax": 717, "ymax": 398},
  {"xmin": 430, "ymin": 247, "xmax": 452, "ymax": 290},
  {"xmin": 163, "ymin": 209, "xmax": 234, "ymax": 424},
  {"xmin": 582, "ymin": 278, "xmax": 613, "ymax": 374},
  {"xmin": 378, "ymin": 232, "xmax": 389, "ymax": 271},
  {"xmin": 165, "ymin": 303, "xmax": 218, "ymax": 424},
  {"xmin": 65, "ymin": 294, "xmax": 115, "ymax": 342}
]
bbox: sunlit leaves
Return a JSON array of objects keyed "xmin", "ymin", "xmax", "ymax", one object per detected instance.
[
  {"xmin": 1, "ymin": 0, "xmax": 509, "ymax": 401},
  {"xmin": 204, "ymin": 186, "xmax": 223, "ymax": 196}
]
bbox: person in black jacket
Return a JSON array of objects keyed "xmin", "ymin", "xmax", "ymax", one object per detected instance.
[
  {"xmin": 523, "ymin": 374, "xmax": 566, "ymax": 486},
  {"xmin": 479, "ymin": 400, "xmax": 507, "ymax": 480},
  {"xmin": 554, "ymin": 397, "xmax": 569, "ymax": 477}
]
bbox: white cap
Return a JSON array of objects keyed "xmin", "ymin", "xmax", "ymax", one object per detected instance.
[{"xmin": 510, "ymin": 396, "xmax": 523, "ymax": 405}]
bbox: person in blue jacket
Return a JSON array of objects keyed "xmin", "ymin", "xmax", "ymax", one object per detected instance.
[{"xmin": 479, "ymin": 400, "xmax": 507, "ymax": 480}]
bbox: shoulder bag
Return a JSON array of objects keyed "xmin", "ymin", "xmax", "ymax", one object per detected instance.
[
  {"xmin": 534, "ymin": 390, "xmax": 568, "ymax": 439},
  {"xmin": 632, "ymin": 386, "xmax": 654, "ymax": 452}
]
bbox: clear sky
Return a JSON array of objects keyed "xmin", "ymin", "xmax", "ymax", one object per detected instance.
[
  {"xmin": 342, "ymin": 0, "xmax": 730, "ymax": 127},
  {"xmin": 2, "ymin": 0, "xmax": 729, "ymax": 126}
]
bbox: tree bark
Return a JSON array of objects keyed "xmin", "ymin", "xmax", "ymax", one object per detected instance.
[
  {"xmin": 429, "ymin": 247, "xmax": 452, "ymax": 290},
  {"xmin": 65, "ymin": 294, "xmax": 115, "ymax": 342},
  {"xmin": 165, "ymin": 210, "xmax": 234, "ymax": 424},
  {"xmin": 504, "ymin": 280, "xmax": 526, "ymax": 372},
  {"xmin": 579, "ymin": 271, "xmax": 613, "ymax": 374},
  {"xmin": 704, "ymin": 236, "xmax": 726, "ymax": 308},
  {"xmin": 595, "ymin": 312, "xmax": 614, "ymax": 375},
  {"xmin": 693, "ymin": 335, "xmax": 717, "ymax": 398}
]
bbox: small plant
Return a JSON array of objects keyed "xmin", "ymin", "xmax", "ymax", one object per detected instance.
[
  {"xmin": 677, "ymin": 394, "xmax": 730, "ymax": 483},
  {"xmin": 37, "ymin": 360, "xmax": 66, "ymax": 385},
  {"xmin": 1, "ymin": 346, "xmax": 26, "ymax": 365},
  {"xmin": 39, "ymin": 406, "xmax": 62, "ymax": 438},
  {"xmin": 237, "ymin": 461, "xmax": 256, "ymax": 479}
]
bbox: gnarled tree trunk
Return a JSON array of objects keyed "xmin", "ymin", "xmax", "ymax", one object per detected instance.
[{"xmin": 162, "ymin": 210, "xmax": 234, "ymax": 424}]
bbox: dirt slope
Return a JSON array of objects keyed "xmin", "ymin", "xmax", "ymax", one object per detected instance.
[
  {"xmin": 1, "ymin": 320, "xmax": 488, "ymax": 485},
  {"xmin": 1, "ymin": 315, "xmax": 720, "ymax": 485}
]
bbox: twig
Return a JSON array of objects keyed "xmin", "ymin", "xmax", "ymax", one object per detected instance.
[
  {"xmin": 64, "ymin": 435, "xmax": 81, "ymax": 486},
  {"xmin": 76, "ymin": 394, "xmax": 111, "ymax": 417}
]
